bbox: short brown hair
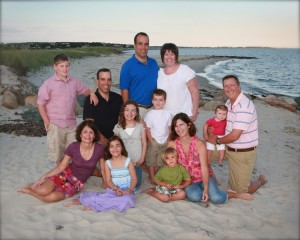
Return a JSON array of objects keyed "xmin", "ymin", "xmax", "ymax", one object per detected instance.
[
  {"xmin": 215, "ymin": 105, "xmax": 228, "ymax": 113},
  {"xmin": 152, "ymin": 88, "xmax": 167, "ymax": 100},
  {"xmin": 160, "ymin": 43, "xmax": 179, "ymax": 63},
  {"xmin": 96, "ymin": 68, "xmax": 111, "ymax": 80},
  {"xmin": 54, "ymin": 54, "xmax": 69, "ymax": 65},
  {"xmin": 134, "ymin": 32, "xmax": 149, "ymax": 44},
  {"xmin": 222, "ymin": 75, "xmax": 240, "ymax": 86},
  {"xmin": 162, "ymin": 147, "xmax": 178, "ymax": 162}
]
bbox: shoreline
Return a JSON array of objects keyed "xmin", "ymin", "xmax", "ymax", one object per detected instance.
[{"xmin": 0, "ymin": 54, "xmax": 298, "ymax": 137}]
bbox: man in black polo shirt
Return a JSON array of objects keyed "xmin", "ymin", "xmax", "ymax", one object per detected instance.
[{"xmin": 83, "ymin": 68, "xmax": 123, "ymax": 146}]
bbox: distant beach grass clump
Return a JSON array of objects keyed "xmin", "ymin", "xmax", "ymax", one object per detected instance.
[{"xmin": 0, "ymin": 44, "xmax": 122, "ymax": 76}]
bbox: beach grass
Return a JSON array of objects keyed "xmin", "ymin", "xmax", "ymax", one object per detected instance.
[{"xmin": 0, "ymin": 45, "xmax": 122, "ymax": 76}]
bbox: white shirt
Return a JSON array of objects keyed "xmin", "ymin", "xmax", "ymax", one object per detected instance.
[
  {"xmin": 157, "ymin": 64, "xmax": 195, "ymax": 116},
  {"xmin": 144, "ymin": 109, "xmax": 172, "ymax": 144}
]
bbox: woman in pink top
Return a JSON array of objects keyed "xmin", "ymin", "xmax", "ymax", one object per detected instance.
[
  {"xmin": 18, "ymin": 120, "xmax": 105, "ymax": 202},
  {"xmin": 167, "ymin": 113, "xmax": 253, "ymax": 204}
]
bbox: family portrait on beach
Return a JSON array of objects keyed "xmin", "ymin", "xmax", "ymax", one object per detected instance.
[{"xmin": 18, "ymin": 32, "xmax": 268, "ymax": 211}]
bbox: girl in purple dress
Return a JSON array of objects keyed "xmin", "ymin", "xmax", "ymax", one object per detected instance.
[{"xmin": 67, "ymin": 136, "xmax": 137, "ymax": 213}]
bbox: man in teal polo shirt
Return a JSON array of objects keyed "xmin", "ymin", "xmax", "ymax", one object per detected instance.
[{"xmin": 120, "ymin": 32, "xmax": 159, "ymax": 118}]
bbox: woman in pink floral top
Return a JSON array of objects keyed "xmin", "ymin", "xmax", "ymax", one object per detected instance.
[{"xmin": 167, "ymin": 113, "xmax": 227, "ymax": 204}]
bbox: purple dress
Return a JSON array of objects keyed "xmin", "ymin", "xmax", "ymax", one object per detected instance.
[{"xmin": 79, "ymin": 158, "xmax": 135, "ymax": 213}]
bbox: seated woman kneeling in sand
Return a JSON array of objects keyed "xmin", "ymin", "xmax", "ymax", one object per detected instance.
[
  {"xmin": 18, "ymin": 120, "xmax": 105, "ymax": 202},
  {"xmin": 167, "ymin": 113, "xmax": 255, "ymax": 204}
]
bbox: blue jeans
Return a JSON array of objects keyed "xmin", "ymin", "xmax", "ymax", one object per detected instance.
[
  {"xmin": 184, "ymin": 177, "xmax": 227, "ymax": 204},
  {"xmin": 134, "ymin": 166, "xmax": 142, "ymax": 191}
]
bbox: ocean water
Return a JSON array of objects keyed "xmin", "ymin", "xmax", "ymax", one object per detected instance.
[
  {"xmin": 144, "ymin": 48, "xmax": 299, "ymax": 98},
  {"xmin": 28, "ymin": 48, "xmax": 300, "ymax": 99}
]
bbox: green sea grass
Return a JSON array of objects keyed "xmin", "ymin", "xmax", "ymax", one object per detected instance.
[{"xmin": 0, "ymin": 45, "xmax": 122, "ymax": 76}]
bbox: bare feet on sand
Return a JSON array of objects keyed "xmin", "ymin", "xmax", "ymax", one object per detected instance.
[
  {"xmin": 228, "ymin": 175, "xmax": 268, "ymax": 201},
  {"xmin": 258, "ymin": 174, "xmax": 268, "ymax": 187},
  {"xmin": 17, "ymin": 188, "xmax": 32, "ymax": 194},
  {"xmin": 65, "ymin": 199, "xmax": 81, "ymax": 207},
  {"xmin": 142, "ymin": 188, "xmax": 155, "ymax": 194},
  {"xmin": 17, "ymin": 184, "xmax": 34, "ymax": 194},
  {"xmin": 83, "ymin": 206, "xmax": 92, "ymax": 211},
  {"xmin": 227, "ymin": 189, "xmax": 254, "ymax": 201}
]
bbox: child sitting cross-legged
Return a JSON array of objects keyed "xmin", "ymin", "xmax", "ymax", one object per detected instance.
[{"xmin": 145, "ymin": 147, "xmax": 191, "ymax": 202}]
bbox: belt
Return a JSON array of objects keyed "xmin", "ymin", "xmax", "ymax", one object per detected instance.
[
  {"xmin": 138, "ymin": 104, "xmax": 152, "ymax": 109},
  {"xmin": 227, "ymin": 146, "xmax": 256, "ymax": 152}
]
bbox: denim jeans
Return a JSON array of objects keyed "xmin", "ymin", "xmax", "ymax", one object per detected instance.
[
  {"xmin": 134, "ymin": 166, "xmax": 142, "ymax": 191},
  {"xmin": 184, "ymin": 177, "xmax": 227, "ymax": 204}
]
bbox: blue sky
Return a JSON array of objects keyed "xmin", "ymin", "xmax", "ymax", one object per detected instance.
[{"xmin": 1, "ymin": 1, "xmax": 299, "ymax": 48}]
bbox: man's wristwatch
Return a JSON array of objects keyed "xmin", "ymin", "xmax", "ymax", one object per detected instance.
[{"xmin": 216, "ymin": 138, "xmax": 220, "ymax": 145}]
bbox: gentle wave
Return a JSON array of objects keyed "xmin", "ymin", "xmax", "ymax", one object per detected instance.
[{"xmin": 148, "ymin": 47, "xmax": 300, "ymax": 98}]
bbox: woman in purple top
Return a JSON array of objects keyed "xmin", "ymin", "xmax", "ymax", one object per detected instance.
[{"xmin": 18, "ymin": 120, "xmax": 105, "ymax": 202}]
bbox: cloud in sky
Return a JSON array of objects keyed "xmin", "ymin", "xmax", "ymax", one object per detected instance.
[{"xmin": 1, "ymin": 1, "xmax": 299, "ymax": 48}]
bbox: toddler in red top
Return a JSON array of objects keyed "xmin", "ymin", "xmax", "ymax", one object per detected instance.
[{"xmin": 203, "ymin": 105, "xmax": 228, "ymax": 166}]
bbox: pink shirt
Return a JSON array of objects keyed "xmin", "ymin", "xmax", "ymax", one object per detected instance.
[
  {"xmin": 206, "ymin": 118, "xmax": 226, "ymax": 135},
  {"xmin": 37, "ymin": 74, "xmax": 89, "ymax": 128},
  {"xmin": 175, "ymin": 136, "xmax": 214, "ymax": 183},
  {"xmin": 225, "ymin": 93, "xmax": 258, "ymax": 149}
]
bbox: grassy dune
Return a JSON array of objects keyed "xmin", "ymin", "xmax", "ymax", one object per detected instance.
[{"xmin": 0, "ymin": 45, "xmax": 122, "ymax": 76}]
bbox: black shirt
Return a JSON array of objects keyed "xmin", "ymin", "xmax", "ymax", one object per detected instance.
[{"xmin": 83, "ymin": 90, "xmax": 123, "ymax": 139}]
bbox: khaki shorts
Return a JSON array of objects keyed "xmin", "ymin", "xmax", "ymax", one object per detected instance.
[
  {"xmin": 226, "ymin": 149, "xmax": 257, "ymax": 192},
  {"xmin": 138, "ymin": 107, "xmax": 151, "ymax": 119},
  {"xmin": 47, "ymin": 123, "xmax": 76, "ymax": 162},
  {"xmin": 146, "ymin": 140, "xmax": 166, "ymax": 167}
]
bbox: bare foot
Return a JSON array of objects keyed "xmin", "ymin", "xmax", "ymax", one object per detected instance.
[
  {"xmin": 150, "ymin": 180, "xmax": 156, "ymax": 186},
  {"xmin": 258, "ymin": 174, "xmax": 268, "ymax": 187},
  {"xmin": 83, "ymin": 206, "xmax": 92, "ymax": 211},
  {"xmin": 142, "ymin": 188, "xmax": 155, "ymax": 194},
  {"xmin": 17, "ymin": 188, "xmax": 33, "ymax": 194},
  {"xmin": 17, "ymin": 183, "xmax": 33, "ymax": 193},
  {"xmin": 227, "ymin": 189, "xmax": 254, "ymax": 201},
  {"xmin": 65, "ymin": 199, "xmax": 81, "ymax": 207}
]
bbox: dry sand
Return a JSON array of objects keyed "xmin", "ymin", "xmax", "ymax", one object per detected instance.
[{"xmin": 0, "ymin": 55, "xmax": 299, "ymax": 239}]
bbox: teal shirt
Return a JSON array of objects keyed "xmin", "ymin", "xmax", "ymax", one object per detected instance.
[{"xmin": 154, "ymin": 164, "xmax": 190, "ymax": 186}]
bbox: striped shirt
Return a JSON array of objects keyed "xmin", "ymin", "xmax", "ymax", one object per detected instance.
[{"xmin": 225, "ymin": 93, "xmax": 258, "ymax": 148}]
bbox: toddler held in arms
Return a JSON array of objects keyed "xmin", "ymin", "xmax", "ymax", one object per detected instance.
[
  {"xmin": 145, "ymin": 147, "xmax": 191, "ymax": 202},
  {"xmin": 203, "ymin": 105, "xmax": 228, "ymax": 167}
]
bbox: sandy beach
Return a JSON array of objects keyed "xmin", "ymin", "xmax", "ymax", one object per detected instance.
[{"xmin": 0, "ymin": 55, "xmax": 299, "ymax": 239}]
